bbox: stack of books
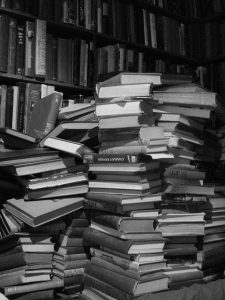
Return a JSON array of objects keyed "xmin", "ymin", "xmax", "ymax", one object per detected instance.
[
  {"xmin": 0, "ymin": 140, "xmax": 93, "ymax": 299},
  {"xmin": 78, "ymin": 73, "xmax": 184, "ymax": 299},
  {"xmin": 53, "ymin": 210, "xmax": 91, "ymax": 298}
]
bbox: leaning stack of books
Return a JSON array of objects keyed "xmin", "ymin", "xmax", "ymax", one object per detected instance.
[{"xmin": 52, "ymin": 210, "xmax": 91, "ymax": 298}]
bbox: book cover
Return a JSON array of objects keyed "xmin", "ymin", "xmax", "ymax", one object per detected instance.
[
  {"xmin": 27, "ymin": 92, "xmax": 62, "ymax": 139},
  {"xmin": 0, "ymin": 14, "xmax": 9, "ymax": 73},
  {"xmin": 5, "ymin": 197, "xmax": 84, "ymax": 227}
]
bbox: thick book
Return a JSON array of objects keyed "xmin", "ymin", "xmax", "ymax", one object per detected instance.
[
  {"xmin": 0, "ymin": 15, "xmax": 9, "ymax": 73},
  {"xmin": 85, "ymin": 263, "xmax": 168, "ymax": 296},
  {"xmin": 95, "ymin": 99, "xmax": 153, "ymax": 117},
  {"xmin": 83, "ymin": 227, "xmax": 166, "ymax": 254},
  {"xmin": 16, "ymin": 25, "xmax": 25, "ymax": 76},
  {"xmin": 91, "ymin": 213, "xmax": 157, "ymax": 233},
  {"xmin": 58, "ymin": 103, "xmax": 95, "ymax": 121},
  {"xmin": 98, "ymin": 83, "xmax": 153, "ymax": 98},
  {"xmin": 83, "ymin": 153, "xmax": 153, "ymax": 164},
  {"xmin": 27, "ymin": 92, "xmax": 63, "ymax": 139},
  {"xmin": 42, "ymin": 137, "xmax": 94, "ymax": 158},
  {"xmin": 4, "ymin": 197, "xmax": 84, "ymax": 227},
  {"xmin": 7, "ymin": 17, "xmax": 17, "ymax": 74}
]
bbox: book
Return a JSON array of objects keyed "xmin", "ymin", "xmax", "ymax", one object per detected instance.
[
  {"xmin": 98, "ymin": 83, "xmax": 153, "ymax": 98},
  {"xmin": 24, "ymin": 183, "xmax": 88, "ymax": 200},
  {"xmin": 0, "ymin": 127, "xmax": 37, "ymax": 149},
  {"xmin": 83, "ymin": 227, "xmax": 166, "ymax": 254},
  {"xmin": 85, "ymin": 263, "xmax": 168, "ymax": 296},
  {"xmin": 58, "ymin": 103, "xmax": 95, "ymax": 121},
  {"xmin": 38, "ymin": 121, "xmax": 98, "ymax": 147},
  {"xmin": 85, "ymin": 192, "xmax": 162, "ymax": 213},
  {"xmin": 165, "ymin": 184, "xmax": 214, "ymax": 196},
  {"xmin": 95, "ymin": 100, "xmax": 153, "ymax": 117},
  {"xmin": 83, "ymin": 153, "xmax": 153, "ymax": 164},
  {"xmin": 0, "ymin": 147, "xmax": 59, "ymax": 166},
  {"xmin": 100, "ymin": 144, "xmax": 167, "ymax": 155},
  {"xmin": 4, "ymin": 197, "xmax": 84, "ymax": 227},
  {"xmin": 7, "ymin": 17, "xmax": 17, "ymax": 74},
  {"xmin": 34, "ymin": 19, "xmax": 46, "ymax": 77},
  {"xmin": 0, "ymin": 279, "xmax": 64, "ymax": 296},
  {"xmin": 91, "ymin": 213, "xmax": 157, "ymax": 233},
  {"xmin": 20, "ymin": 172, "xmax": 88, "ymax": 190},
  {"xmin": 24, "ymin": 21, "xmax": 35, "ymax": 77},
  {"xmin": 16, "ymin": 25, "xmax": 25, "ymax": 76},
  {"xmin": 98, "ymin": 114, "xmax": 155, "ymax": 129},
  {"xmin": 0, "ymin": 14, "xmax": 9, "ymax": 73},
  {"xmin": 27, "ymin": 92, "xmax": 63, "ymax": 139},
  {"xmin": 1, "ymin": 157, "xmax": 76, "ymax": 176},
  {"xmin": 88, "ymin": 161, "xmax": 160, "ymax": 174},
  {"xmin": 96, "ymin": 72, "xmax": 192, "ymax": 91},
  {"xmin": 42, "ymin": 137, "xmax": 94, "ymax": 158},
  {"xmin": 98, "ymin": 127, "xmax": 164, "ymax": 142}
]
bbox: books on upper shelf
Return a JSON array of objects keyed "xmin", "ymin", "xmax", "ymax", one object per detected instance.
[
  {"xmin": 4, "ymin": 197, "xmax": 84, "ymax": 227},
  {"xmin": 42, "ymin": 137, "xmax": 94, "ymax": 158}
]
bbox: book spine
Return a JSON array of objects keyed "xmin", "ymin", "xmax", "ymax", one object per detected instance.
[
  {"xmin": 0, "ymin": 85, "xmax": 7, "ymax": 127},
  {"xmin": 84, "ymin": 198, "xmax": 122, "ymax": 214},
  {"xmin": 0, "ymin": 15, "xmax": 9, "ymax": 72},
  {"xmin": 7, "ymin": 18, "xmax": 17, "ymax": 74},
  {"xmin": 64, "ymin": 267, "xmax": 85, "ymax": 277},
  {"xmin": 83, "ymin": 153, "xmax": 143, "ymax": 163},
  {"xmin": 73, "ymin": 37, "xmax": 80, "ymax": 85},
  {"xmin": 46, "ymin": 33, "xmax": 54, "ymax": 80},
  {"xmin": 35, "ymin": 19, "xmax": 47, "ymax": 77},
  {"xmin": 12, "ymin": 86, "xmax": 19, "ymax": 130},
  {"xmin": 23, "ymin": 83, "xmax": 41, "ymax": 134},
  {"xmin": 25, "ymin": 21, "xmax": 35, "ymax": 77},
  {"xmin": 16, "ymin": 25, "xmax": 25, "ymax": 75},
  {"xmin": 5, "ymin": 86, "xmax": 14, "ymax": 128},
  {"xmin": 16, "ymin": 84, "xmax": 26, "ymax": 132},
  {"xmin": 84, "ymin": 0, "xmax": 92, "ymax": 30}
]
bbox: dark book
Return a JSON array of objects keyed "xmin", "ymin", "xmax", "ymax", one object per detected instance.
[
  {"xmin": 4, "ymin": 197, "xmax": 84, "ymax": 227},
  {"xmin": 24, "ymin": 20, "xmax": 35, "ymax": 77},
  {"xmin": 38, "ymin": 121, "xmax": 98, "ymax": 147},
  {"xmin": 7, "ymin": 17, "xmax": 17, "ymax": 74},
  {"xmin": 27, "ymin": 92, "xmax": 62, "ymax": 139},
  {"xmin": 0, "ymin": 14, "xmax": 9, "ymax": 73},
  {"xmin": 23, "ymin": 83, "xmax": 42, "ymax": 134},
  {"xmin": 5, "ymin": 86, "xmax": 14, "ymax": 128},
  {"xmin": 46, "ymin": 33, "xmax": 54, "ymax": 80},
  {"xmin": 0, "ymin": 127, "xmax": 37, "ymax": 149},
  {"xmin": 7, "ymin": 289, "xmax": 54, "ymax": 300},
  {"xmin": 73, "ymin": 37, "xmax": 81, "ymax": 85},
  {"xmin": 83, "ymin": 153, "xmax": 153, "ymax": 164}
]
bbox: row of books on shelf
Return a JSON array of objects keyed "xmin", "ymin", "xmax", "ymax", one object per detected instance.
[
  {"xmin": 97, "ymin": 43, "xmax": 193, "ymax": 78},
  {"xmin": 0, "ymin": 15, "xmax": 95, "ymax": 87}
]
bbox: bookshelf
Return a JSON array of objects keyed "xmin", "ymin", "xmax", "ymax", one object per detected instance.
[{"xmin": 0, "ymin": 0, "xmax": 202, "ymax": 100}]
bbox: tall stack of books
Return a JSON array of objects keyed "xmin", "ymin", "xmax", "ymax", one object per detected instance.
[
  {"xmin": 153, "ymin": 84, "xmax": 225, "ymax": 286},
  {"xmin": 53, "ymin": 210, "xmax": 90, "ymax": 298},
  {"xmin": 78, "ymin": 73, "xmax": 186, "ymax": 299}
]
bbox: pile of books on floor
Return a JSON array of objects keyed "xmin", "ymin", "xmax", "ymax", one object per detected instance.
[
  {"xmin": 0, "ymin": 143, "xmax": 92, "ymax": 299},
  {"xmin": 153, "ymin": 83, "xmax": 225, "ymax": 285}
]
